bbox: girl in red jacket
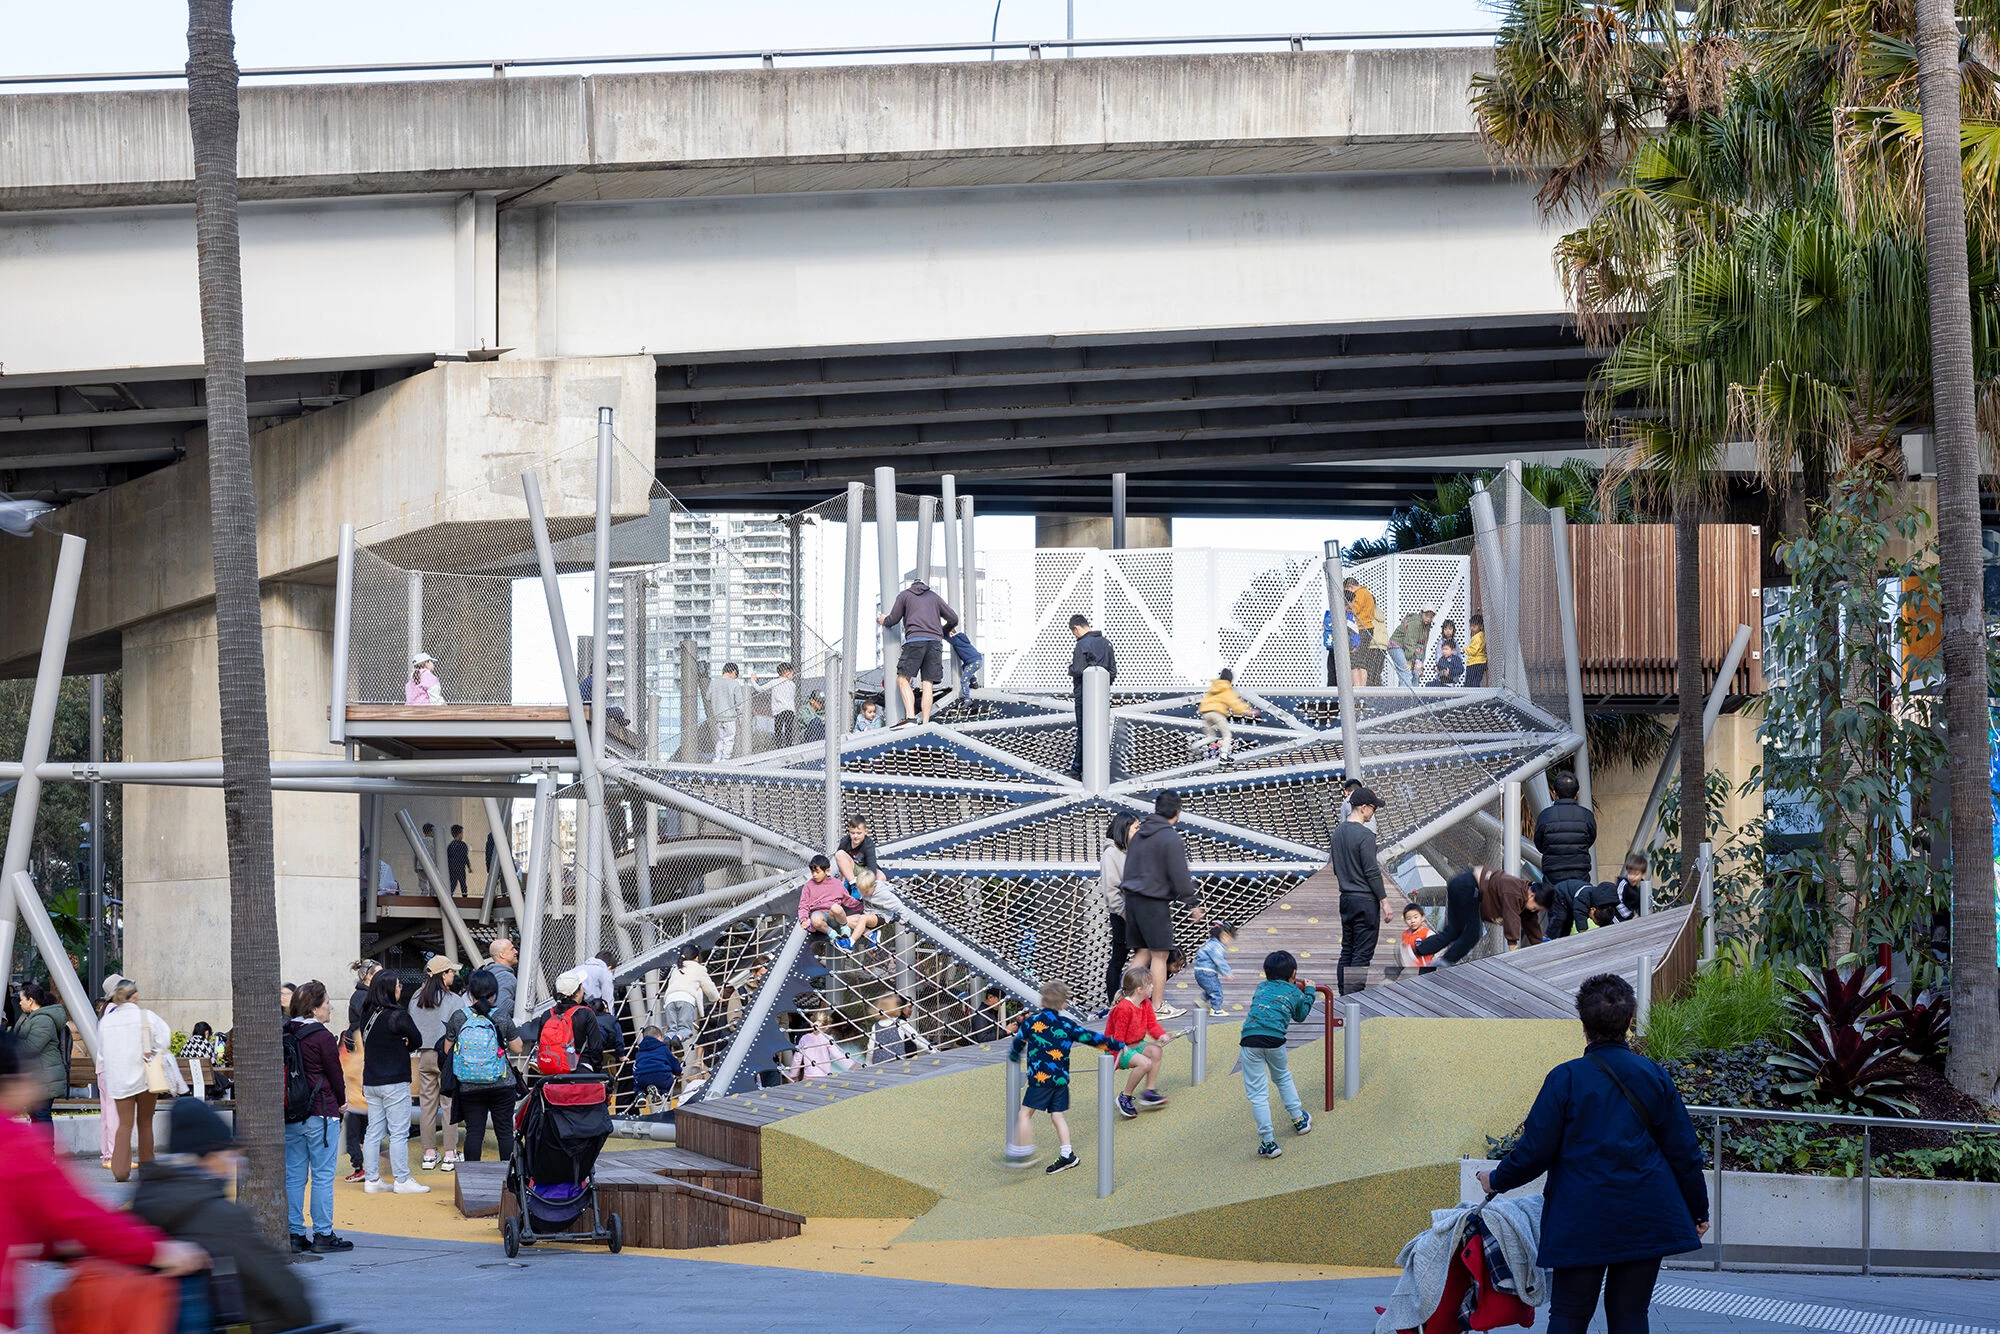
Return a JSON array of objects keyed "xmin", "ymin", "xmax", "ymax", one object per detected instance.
[{"xmin": 1104, "ymin": 967, "xmax": 1177, "ymax": 1119}]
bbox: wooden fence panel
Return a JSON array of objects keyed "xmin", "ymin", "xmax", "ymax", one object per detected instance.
[{"xmin": 1569, "ymin": 524, "xmax": 1763, "ymax": 700}]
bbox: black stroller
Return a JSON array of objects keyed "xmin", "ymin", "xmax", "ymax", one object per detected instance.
[{"xmin": 502, "ymin": 1072, "xmax": 623, "ymax": 1255}]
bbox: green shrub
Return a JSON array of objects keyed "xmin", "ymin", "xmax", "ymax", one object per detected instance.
[{"xmin": 1643, "ymin": 962, "xmax": 1788, "ymax": 1062}]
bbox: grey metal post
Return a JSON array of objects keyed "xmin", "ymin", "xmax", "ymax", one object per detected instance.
[
  {"xmin": 1503, "ymin": 780, "xmax": 1522, "ymax": 878},
  {"xmin": 915, "ymin": 495, "xmax": 936, "ymax": 585},
  {"xmin": 87, "ymin": 673, "xmax": 105, "ymax": 996},
  {"xmin": 1861, "ymin": 1127, "xmax": 1872, "ymax": 1275},
  {"xmin": 0, "ymin": 533, "xmax": 87, "ymax": 970},
  {"xmin": 1549, "ymin": 508, "xmax": 1592, "ymax": 806},
  {"xmin": 941, "ymin": 475, "xmax": 960, "ymax": 613},
  {"xmin": 842, "ymin": 482, "xmax": 865, "ymax": 733},
  {"xmin": 406, "ymin": 570, "xmax": 423, "ymax": 666},
  {"xmin": 678, "ymin": 638, "xmax": 699, "ymax": 763},
  {"xmin": 523, "ymin": 471, "xmax": 608, "ymax": 957},
  {"xmin": 1325, "ymin": 541, "xmax": 1362, "ymax": 777},
  {"xmin": 824, "ymin": 672, "xmax": 844, "ymax": 854},
  {"xmin": 1712, "ymin": 1114, "xmax": 1725, "ymax": 1269},
  {"xmin": 1503, "ymin": 461, "xmax": 1524, "ymax": 695},
  {"xmin": 593, "ymin": 408, "xmax": 613, "ymax": 767},
  {"xmin": 1096, "ymin": 1049, "xmax": 1116, "ymax": 1197},
  {"xmin": 1192, "ymin": 1004, "xmax": 1208, "ymax": 1085},
  {"xmin": 1699, "ymin": 841, "xmax": 1716, "ymax": 963},
  {"xmin": 1082, "ymin": 665, "xmax": 1112, "ymax": 793},
  {"xmin": 516, "ymin": 775, "xmax": 554, "ymax": 1024},
  {"xmin": 1636, "ymin": 954, "xmax": 1653, "ymax": 1034},
  {"xmin": 11, "ymin": 872, "xmax": 100, "ymax": 1058},
  {"xmin": 365, "ymin": 795, "xmax": 382, "ymax": 924},
  {"xmin": 875, "ymin": 466, "xmax": 903, "ymax": 726},
  {"xmin": 1111, "ymin": 473, "xmax": 1128, "ymax": 549},
  {"xmin": 331, "ymin": 523, "xmax": 354, "ymax": 744},
  {"xmin": 483, "ymin": 795, "xmax": 528, "ymax": 927},
  {"xmin": 959, "ymin": 497, "xmax": 978, "ymax": 643},
  {"xmin": 787, "ymin": 514, "xmax": 804, "ymax": 686},
  {"xmin": 707, "ymin": 923, "xmax": 809, "ymax": 1099},
  {"xmin": 1342, "ymin": 1000, "xmax": 1361, "ymax": 1101},
  {"xmin": 1468, "ymin": 487, "xmax": 1510, "ymax": 693},
  {"xmin": 1005, "ymin": 1055, "xmax": 1026, "ymax": 1156}
]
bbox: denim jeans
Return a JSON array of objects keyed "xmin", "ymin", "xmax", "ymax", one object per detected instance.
[
  {"xmin": 1193, "ymin": 969, "xmax": 1225, "ymax": 1010},
  {"xmin": 1239, "ymin": 1044, "xmax": 1304, "ymax": 1141},
  {"xmin": 285, "ymin": 1115, "xmax": 340, "ymax": 1235},
  {"xmin": 1386, "ymin": 645, "xmax": 1415, "ymax": 686},
  {"xmin": 362, "ymin": 1082, "xmax": 414, "ymax": 1184}
]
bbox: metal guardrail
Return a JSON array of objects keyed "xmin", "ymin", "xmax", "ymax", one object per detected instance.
[
  {"xmin": 1685, "ymin": 1104, "xmax": 2000, "ymax": 1275},
  {"xmin": 0, "ymin": 29, "xmax": 1500, "ymax": 88}
]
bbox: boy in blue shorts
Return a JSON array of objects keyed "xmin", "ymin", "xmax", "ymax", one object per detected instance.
[
  {"xmin": 1240, "ymin": 950, "xmax": 1316, "ymax": 1159},
  {"xmin": 1006, "ymin": 979, "xmax": 1123, "ymax": 1175}
]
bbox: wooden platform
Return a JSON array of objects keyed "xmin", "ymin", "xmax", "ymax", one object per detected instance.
[
  {"xmin": 341, "ymin": 703, "xmax": 639, "ymax": 757},
  {"xmin": 462, "ymin": 1140, "xmax": 803, "ymax": 1248}
]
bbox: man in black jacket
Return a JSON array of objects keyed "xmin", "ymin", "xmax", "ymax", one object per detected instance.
[
  {"xmin": 1533, "ymin": 768, "xmax": 1598, "ymax": 938},
  {"xmin": 1119, "ymin": 789, "xmax": 1204, "ymax": 1019},
  {"xmin": 1330, "ymin": 787, "xmax": 1394, "ymax": 994},
  {"xmin": 132, "ymin": 1099, "xmax": 316, "ymax": 1334},
  {"xmin": 1066, "ymin": 615, "xmax": 1117, "ymax": 777}
]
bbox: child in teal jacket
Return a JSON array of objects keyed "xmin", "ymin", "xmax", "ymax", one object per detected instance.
[{"xmin": 1239, "ymin": 950, "xmax": 1317, "ymax": 1158}]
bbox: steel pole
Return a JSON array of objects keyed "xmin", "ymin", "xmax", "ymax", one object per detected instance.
[
  {"xmin": 1503, "ymin": 461, "xmax": 1524, "ymax": 696},
  {"xmin": 1326, "ymin": 542, "xmax": 1362, "ymax": 777},
  {"xmin": 586, "ymin": 408, "xmax": 614, "ymax": 956},
  {"xmin": 1005, "ymin": 1055, "xmax": 1026, "ymax": 1156},
  {"xmin": 365, "ymin": 795, "xmax": 382, "ymax": 925},
  {"xmin": 824, "ymin": 665, "xmax": 843, "ymax": 853},
  {"xmin": 1342, "ymin": 1000, "xmax": 1361, "ymax": 1101},
  {"xmin": 483, "ymin": 795, "xmax": 528, "ymax": 927},
  {"xmin": 331, "ymin": 523, "xmax": 354, "ymax": 744},
  {"xmin": 1636, "ymin": 954, "xmax": 1653, "ymax": 1034},
  {"xmin": 1549, "ymin": 508, "xmax": 1592, "ymax": 806},
  {"xmin": 842, "ymin": 482, "xmax": 865, "ymax": 732},
  {"xmin": 1191, "ymin": 1004, "xmax": 1208, "ymax": 1085},
  {"xmin": 407, "ymin": 570, "xmax": 423, "ymax": 666},
  {"xmin": 12, "ymin": 871, "xmax": 100, "ymax": 1058},
  {"xmin": 0, "ymin": 533, "xmax": 87, "ymax": 970},
  {"xmin": 1096, "ymin": 1049, "xmax": 1116, "ymax": 1197},
  {"xmin": 875, "ymin": 466, "xmax": 903, "ymax": 725},
  {"xmin": 516, "ymin": 775, "xmax": 554, "ymax": 1024},
  {"xmin": 1700, "ymin": 841, "xmax": 1716, "ymax": 962},
  {"xmin": 87, "ymin": 672, "xmax": 105, "ymax": 999},
  {"xmin": 959, "ymin": 496, "xmax": 978, "ymax": 644},
  {"xmin": 1468, "ymin": 487, "xmax": 1510, "ymax": 695},
  {"xmin": 941, "ymin": 475, "xmax": 960, "ymax": 614},
  {"xmin": 1503, "ymin": 780, "xmax": 1523, "ymax": 878},
  {"xmin": 1111, "ymin": 473, "xmax": 1128, "ymax": 549},
  {"xmin": 1082, "ymin": 665, "xmax": 1112, "ymax": 793},
  {"xmin": 915, "ymin": 495, "xmax": 936, "ymax": 585}
]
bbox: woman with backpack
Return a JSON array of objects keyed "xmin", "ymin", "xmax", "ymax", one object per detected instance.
[
  {"xmin": 353, "ymin": 970, "xmax": 427, "ymax": 1195},
  {"xmin": 410, "ymin": 957, "xmax": 466, "ymax": 1174},
  {"xmin": 441, "ymin": 969, "xmax": 523, "ymax": 1162},
  {"xmin": 281, "ymin": 982, "xmax": 351, "ymax": 1255},
  {"xmin": 1477, "ymin": 973, "xmax": 1709, "ymax": 1334}
]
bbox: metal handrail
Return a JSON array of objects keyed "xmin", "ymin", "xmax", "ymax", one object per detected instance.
[
  {"xmin": 0, "ymin": 29, "xmax": 1500, "ymax": 89},
  {"xmin": 1685, "ymin": 1103, "xmax": 2000, "ymax": 1276}
]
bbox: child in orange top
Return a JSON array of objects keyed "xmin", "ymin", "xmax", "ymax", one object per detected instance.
[
  {"xmin": 1397, "ymin": 904, "xmax": 1438, "ymax": 976},
  {"xmin": 1104, "ymin": 967, "xmax": 1176, "ymax": 1117}
]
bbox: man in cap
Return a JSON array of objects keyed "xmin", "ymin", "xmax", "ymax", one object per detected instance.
[
  {"xmin": 1330, "ymin": 786, "xmax": 1395, "ymax": 995},
  {"xmin": 519, "ymin": 968, "xmax": 619, "ymax": 1073},
  {"xmin": 130, "ymin": 1099, "xmax": 316, "ymax": 1334}
]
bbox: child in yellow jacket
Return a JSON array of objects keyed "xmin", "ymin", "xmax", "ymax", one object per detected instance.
[{"xmin": 1196, "ymin": 669, "xmax": 1259, "ymax": 762}]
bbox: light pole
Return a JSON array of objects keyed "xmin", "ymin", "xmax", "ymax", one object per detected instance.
[{"xmin": 990, "ymin": 0, "xmax": 1003, "ymax": 57}]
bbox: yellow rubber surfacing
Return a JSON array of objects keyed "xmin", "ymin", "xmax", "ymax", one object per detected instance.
[{"xmin": 761, "ymin": 1017, "xmax": 1582, "ymax": 1267}]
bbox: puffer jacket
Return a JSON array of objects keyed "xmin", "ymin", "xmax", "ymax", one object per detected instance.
[
  {"xmin": 13, "ymin": 1004, "xmax": 70, "ymax": 1100},
  {"xmin": 1197, "ymin": 677, "xmax": 1254, "ymax": 718},
  {"xmin": 1532, "ymin": 798, "xmax": 1598, "ymax": 885}
]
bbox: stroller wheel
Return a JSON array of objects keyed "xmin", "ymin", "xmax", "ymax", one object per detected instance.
[
  {"xmin": 607, "ymin": 1213, "xmax": 623, "ymax": 1254},
  {"xmin": 502, "ymin": 1217, "xmax": 520, "ymax": 1258}
]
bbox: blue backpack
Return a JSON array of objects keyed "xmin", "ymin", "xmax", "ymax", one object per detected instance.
[{"xmin": 452, "ymin": 1011, "xmax": 509, "ymax": 1085}]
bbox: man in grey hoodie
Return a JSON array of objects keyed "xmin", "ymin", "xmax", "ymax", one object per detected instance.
[
  {"xmin": 1119, "ymin": 789, "xmax": 1205, "ymax": 1019},
  {"xmin": 878, "ymin": 579, "xmax": 959, "ymax": 726},
  {"xmin": 708, "ymin": 662, "xmax": 751, "ymax": 760}
]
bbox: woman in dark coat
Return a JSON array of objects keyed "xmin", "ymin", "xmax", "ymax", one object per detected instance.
[{"xmin": 1478, "ymin": 972, "xmax": 1709, "ymax": 1334}]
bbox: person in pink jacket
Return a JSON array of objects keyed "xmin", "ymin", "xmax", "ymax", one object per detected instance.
[
  {"xmin": 405, "ymin": 652, "xmax": 443, "ymax": 705},
  {"xmin": 788, "ymin": 1013, "xmax": 854, "ymax": 1081}
]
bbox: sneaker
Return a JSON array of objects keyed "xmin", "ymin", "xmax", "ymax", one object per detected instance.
[
  {"xmin": 1155, "ymin": 1003, "xmax": 1186, "ymax": 1020},
  {"xmin": 834, "ymin": 934, "xmax": 854, "ymax": 952},
  {"xmin": 1258, "ymin": 1141, "xmax": 1283, "ymax": 1159},
  {"xmin": 1140, "ymin": 1090, "xmax": 1169, "ymax": 1108},
  {"xmin": 865, "ymin": 930, "xmax": 881, "ymax": 948},
  {"xmin": 363, "ymin": 1180, "xmax": 390, "ymax": 1194},
  {"xmin": 392, "ymin": 1179, "xmax": 432, "ymax": 1195},
  {"xmin": 421, "ymin": 1151, "xmax": 439, "ymax": 1171},
  {"xmin": 440, "ymin": 1153, "xmax": 457, "ymax": 1173},
  {"xmin": 1293, "ymin": 1112, "xmax": 1313, "ymax": 1136},
  {"xmin": 343, "ymin": 1168, "xmax": 366, "ymax": 1184},
  {"xmin": 1045, "ymin": 1150, "xmax": 1081, "ymax": 1175},
  {"xmin": 1116, "ymin": 1094, "xmax": 1138, "ymax": 1120},
  {"xmin": 289, "ymin": 1234, "xmax": 312, "ymax": 1254},
  {"xmin": 1207, "ymin": 1007, "xmax": 1228, "ymax": 1019},
  {"xmin": 312, "ymin": 1233, "xmax": 354, "ymax": 1254}
]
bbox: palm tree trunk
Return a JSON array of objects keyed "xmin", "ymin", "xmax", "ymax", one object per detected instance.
[
  {"xmin": 1917, "ymin": 0, "xmax": 2000, "ymax": 1107},
  {"xmin": 187, "ymin": 0, "xmax": 285, "ymax": 1232},
  {"xmin": 1675, "ymin": 495, "xmax": 1707, "ymax": 899}
]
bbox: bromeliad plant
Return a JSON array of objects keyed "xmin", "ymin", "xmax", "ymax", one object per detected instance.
[
  {"xmin": 1766, "ymin": 963, "xmax": 1916, "ymax": 1116},
  {"xmin": 1885, "ymin": 987, "xmax": 1952, "ymax": 1070}
]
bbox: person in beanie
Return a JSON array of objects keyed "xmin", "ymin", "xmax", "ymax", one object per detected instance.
[
  {"xmin": 131, "ymin": 1099, "xmax": 317, "ymax": 1334},
  {"xmin": 1330, "ymin": 786, "xmax": 1393, "ymax": 994}
]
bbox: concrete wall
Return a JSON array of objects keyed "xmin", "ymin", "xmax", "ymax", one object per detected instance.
[
  {"xmin": 0, "ymin": 355, "xmax": 656, "ymax": 675},
  {"xmin": 1035, "ymin": 515, "xmax": 1171, "ymax": 549},
  {"xmin": 1590, "ymin": 709, "xmax": 1764, "ymax": 884}
]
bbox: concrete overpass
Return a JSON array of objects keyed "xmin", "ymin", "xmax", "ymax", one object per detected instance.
[{"xmin": 0, "ymin": 45, "xmax": 1591, "ymax": 1023}]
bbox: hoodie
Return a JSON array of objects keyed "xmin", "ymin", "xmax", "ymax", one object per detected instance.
[
  {"xmin": 881, "ymin": 581, "xmax": 959, "ymax": 642},
  {"xmin": 633, "ymin": 1034, "xmax": 682, "ymax": 1088},
  {"xmin": 1119, "ymin": 814, "xmax": 1197, "ymax": 904},
  {"xmin": 130, "ymin": 1160, "xmax": 314, "ymax": 1334},
  {"xmin": 1068, "ymin": 629, "xmax": 1117, "ymax": 688}
]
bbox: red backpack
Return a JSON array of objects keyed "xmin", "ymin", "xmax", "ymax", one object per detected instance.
[{"xmin": 535, "ymin": 1005, "xmax": 580, "ymax": 1074}]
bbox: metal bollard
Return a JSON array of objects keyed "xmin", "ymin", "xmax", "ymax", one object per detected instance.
[
  {"xmin": 1342, "ymin": 1001, "xmax": 1361, "ymax": 1102},
  {"xmin": 1096, "ymin": 1050, "xmax": 1115, "ymax": 1198},
  {"xmin": 1191, "ymin": 1005, "xmax": 1208, "ymax": 1086},
  {"xmin": 1636, "ymin": 955, "xmax": 1653, "ymax": 1035},
  {"xmin": 1005, "ymin": 1057, "xmax": 1025, "ymax": 1157}
]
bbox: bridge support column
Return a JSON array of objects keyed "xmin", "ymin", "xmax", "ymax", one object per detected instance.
[{"xmin": 1035, "ymin": 515, "xmax": 1170, "ymax": 549}]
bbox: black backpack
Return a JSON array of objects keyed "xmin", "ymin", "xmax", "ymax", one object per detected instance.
[{"xmin": 281, "ymin": 1022, "xmax": 318, "ymax": 1124}]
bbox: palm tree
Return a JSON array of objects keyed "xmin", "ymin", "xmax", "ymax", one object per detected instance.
[
  {"xmin": 187, "ymin": 0, "xmax": 285, "ymax": 1231},
  {"xmin": 1914, "ymin": 0, "xmax": 2000, "ymax": 1104}
]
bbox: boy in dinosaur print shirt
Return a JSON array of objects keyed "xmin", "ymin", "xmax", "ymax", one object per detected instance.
[{"xmin": 1006, "ymin": 979, "xmax": 1123, "ymax": 1175}]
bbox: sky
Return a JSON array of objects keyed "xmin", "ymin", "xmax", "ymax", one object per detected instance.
[{"xmin": 0, "ymin": 0, "xmax": 1495, "ymax": 78}]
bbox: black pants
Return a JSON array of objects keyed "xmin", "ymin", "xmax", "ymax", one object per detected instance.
[
  {"xmin": 1070, "ymin": 694, "xmax": 1084, "ymax": 776},
  {"xmin": 1548, "ymin": 1257, "xmax": 1663, "ymax": 1334},
  {"xmin": 1547, "ymin": 879, "xmax": 1587, "ymax": 939},
  {"xmin": 458, "ymin": 1085, "xmax": 517, "ymax": 1163},
  {"xmin": 344, "ymin": 1110, "xmax": 366, "ymax": 1170},
  {"xmin": 1105, "ymin": 912, "xmax": 1129, "ymax": 1007},
  {"xmin": 1420, "ymin": 904, "xmax": 1484, "ymax": 967},
  {"xmin": 775, "ymin": 711, "xmax": 796, "ymax": 747},
  {"xmin": 1337, "ymin": 892, "xmax": 1381, "ymax": 994},
  {"xmin": 1464, "ymin": 663, "xmax": 1487, "ymax": 687},
  {"xmin": 449, "ymin": 865, "xmax": 468, "ymax": 895}
]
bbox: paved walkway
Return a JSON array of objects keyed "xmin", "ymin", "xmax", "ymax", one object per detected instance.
[{"xmin": 285, "ymin": 1234, "xmax": 1997, "ymax": 1334}]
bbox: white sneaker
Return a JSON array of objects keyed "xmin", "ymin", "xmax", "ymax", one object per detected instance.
[
  {"xmin": 363, "ymin": 1180, "xmax": 390, "ymax": 1194},
  {"xmin": 392, "ymin": 1179, "xmax": 432, "ymax": 1194},
  {"xmin": 1155, "ymin": 1003, "xmax": 1187, "ymax": 1019}
]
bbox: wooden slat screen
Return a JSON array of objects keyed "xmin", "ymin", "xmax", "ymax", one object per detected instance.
[{"xmin": 1569, "ymin": 524, "xmax": 1764, "ymax": 700}]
